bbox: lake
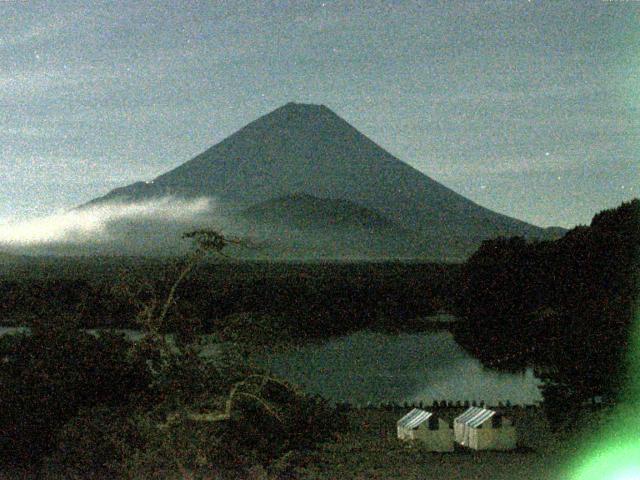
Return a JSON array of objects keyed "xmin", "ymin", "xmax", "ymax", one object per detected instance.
[
  {"xmin": 0, "ymin": 326, "xmax": 542, "ymax": 406},
  {"xmin": 258, "ymin": 330, "xmax": 542, "ymax": 406}
]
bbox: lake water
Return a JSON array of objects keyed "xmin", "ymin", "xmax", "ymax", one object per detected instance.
[
  {"xmin": 0, "ymin": 326, "xmax": 29, "ymax": 336},
  {"xmin": 1, "ymin": 326, "xmax": 542, "ymax": 406},
  {"xmin": 0, "ymin": 326, "xmax": 144, "ymax": 340},
  {"xmin": 259, "ymin": 331, "xmax": 542, "ymax": 406}
]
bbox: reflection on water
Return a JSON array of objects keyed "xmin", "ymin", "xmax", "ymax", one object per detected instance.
[
  {"xmin": 1, "ymin": 326, "xmax": 542, "ymax": 406},
  {"xmin": 0, "ymin": 326, "xmax": 144, "ymax": 340},
  {"xmin": 259, "ymin": 330, "xmax": 542, "ymax": 406},
  {"xmin": 0, "ymin": 326, "xmax": 28, "ymax": 336}
]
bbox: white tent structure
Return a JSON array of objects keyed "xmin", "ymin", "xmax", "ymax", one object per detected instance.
[
  {"xmin": 397, "ymin": 408, "xmax": 454, "ymax": 452},
  {"xmin": 454, "ymin": 407, "xmax": 516, "ymax": 451}
]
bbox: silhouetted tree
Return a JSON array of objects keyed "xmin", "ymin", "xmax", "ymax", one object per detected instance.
[
  {"xmin": 0, "ymin": 316, "xmax": 150, "ymax": 464},
  {"xmin": 453, "ymin": 199, "xmax": 639, "ymax": 423}
]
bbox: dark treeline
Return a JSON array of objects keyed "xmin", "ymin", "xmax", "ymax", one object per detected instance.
[
  {"xmin": 453, "ymin": 199, "xmax": 639, "ymax": 422},
  {"xmin": 1, "ymin": 201, "xmax": 636, "ymax": 475},
  {"xmin": 0, "ymin": 236, "xmax": 346, "ymax": 479},
  {"xmin": 0, "ymin": 317, "xmax": 344, "ymax": 478},
  {"xmin": 0, "ymin": 261, "xmax": 461, "ymax": 340}
]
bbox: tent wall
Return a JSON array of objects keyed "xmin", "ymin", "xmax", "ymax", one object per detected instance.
[
  {"xmin": 397, "ymin": 426, "xmax": 416, "ymax": 441},
  {"xmin": 414, "ymin": 422, "xmax": 454, "ymax": 452},
  {"xmin": 455, "ymin": 417, "xmax": 516, "ymax": 450},
  {"xmin": 398, "ymin": 417, "xmax": 454, "ymax": 452},
  {"xmin": 454, "ymin": 421, "xmax": 466, "ymax": 444},
  {"xmin": 468, "ymin": 425, "xmax": 517, "ymax": 450}
]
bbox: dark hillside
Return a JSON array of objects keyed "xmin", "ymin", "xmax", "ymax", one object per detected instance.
[
  {"xmin": 239, "ymin": 193, "xmax": 426, "ymax": 259},
  {"xmin": 453, "ymin": 199, "xmax": 640, "ymax": 417}
]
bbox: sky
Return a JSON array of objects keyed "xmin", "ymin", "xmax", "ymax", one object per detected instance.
[{"xmin": 0, "ymin": 0, "xmax": 638, "ymax": 228}]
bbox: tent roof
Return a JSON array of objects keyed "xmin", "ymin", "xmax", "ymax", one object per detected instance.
[
  {"xmin": 454, "ymin": 407, "xmax": 496, "ymax": 428},
  {"xmin": 397, "ymin": 408, "xmax": 433, "ymax": 429}
]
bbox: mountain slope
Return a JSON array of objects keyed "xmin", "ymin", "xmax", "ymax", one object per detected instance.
[
  {"xmin": 239, "ymin": 193, "xmax": 423, "ymax": 259},
  {"xmin": 241, "ymin": 193, "xmax": 400, "ymax": 232},
  {"xmin": 87, "ymin": 102, "xmax": 560, "ymax": 259}
]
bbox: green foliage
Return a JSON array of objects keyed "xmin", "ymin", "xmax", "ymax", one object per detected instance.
[
  {"xmin": 0, "ymin": 319, "xmax": 151, "ymax": 464},
  {"xmin": 183, "ymin": 229, "xmax": 241, "ymax": 255},
  {"xmin": 47, "ymin": 406, "xmax": 143, "ymax": 479},
  {"xmin": 454, "ymin": 199, "xmax": 640, "ymax": 420},
  {"xmin": 0, "ymin": 262, "xmax": 455, "ymax": 335}
]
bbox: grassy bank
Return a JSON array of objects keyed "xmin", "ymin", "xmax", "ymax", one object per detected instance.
[{"xmin": 288, "ymin": 406, "xmax": 575, "ymax": 480}]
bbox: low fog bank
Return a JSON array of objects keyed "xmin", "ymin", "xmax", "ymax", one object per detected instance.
[
  {"xmin": 0, "ymin": 195, "xmax": 466, "ymax": 261},
  {"xmin": 0, "ymin": 197, "xmax": 249, "ymax": 257}
]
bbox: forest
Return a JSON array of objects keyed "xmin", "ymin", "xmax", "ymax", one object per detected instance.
[
  {"xmin": 0, "ymin": 200, "xmax": 637, "ymax": 477},
  {"xmin": 453, "ymin": 199, "xmax": 639, "ymax": 424},
  {"xmin": 0, "ymin": 260, "xmax": 460, "ymax": 341}
]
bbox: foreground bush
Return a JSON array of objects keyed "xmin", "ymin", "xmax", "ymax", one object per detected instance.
[
  {"xmin": 46, "ymin": 406, "xmax": 144, "ymax": 479},
  {"xmin": 1, "ymin": 230, "xmax": 346, "ymax": 477},
  {"xmin": 122, "ymin": 371, "xmax": 344, "ymax": 478},
  {"xmin": 0, "ymin": 318, "xmax": 151, "ymax": 464}
]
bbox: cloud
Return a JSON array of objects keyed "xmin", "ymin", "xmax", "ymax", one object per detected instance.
[
  {"xmin": 426, "ymin": 153, "xmax": 584, "ymax": 180},
  {"xmin": 0, "ymin": 197, "xmax": 213, "ymax": 246},
  {"xmin": 0, "ymin": 16, "xmax": 69, "ymax": 47},
  {"xmin": 0, "ymin": 65, "xmax": 121, "ymax": 100}
]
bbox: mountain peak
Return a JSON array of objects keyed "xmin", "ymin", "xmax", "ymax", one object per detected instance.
[
  {"xmin": 86, "ymin": 103, "xmax": 554, "ymax": 259},
  {"xmin": 270, "ymin": 102, "xmax": 334, "ymax": 121},
  {"xmin": 281, "ymin": 101, "xmax": 328, "ymax": 110}
]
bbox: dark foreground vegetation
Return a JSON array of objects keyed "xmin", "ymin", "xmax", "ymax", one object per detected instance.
[
  {"xmin": 0, "ymin": 232, "xmax": 345, "ymax": 479},
  {"xmin": 0, "ymin": 320, "xmax": 343, "ymax": 478},
  {"xmin": 0, "ymin": 200, "xmax": 637, "ymax": 478},
  {"xmin": 454, "ymin": 199, "xmax": 640, "ymax": 424}
]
